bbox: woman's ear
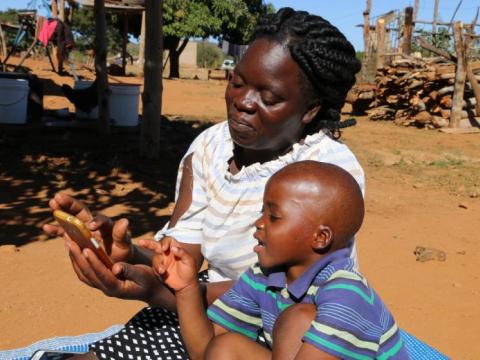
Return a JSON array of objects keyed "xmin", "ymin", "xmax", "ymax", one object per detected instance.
[
  {"xmin": 312, "ymin": 225, "xmax": 333, "ymax": 251},
  {"xmin": 301, "ymin": 100, "xmax": 322, "ymax": 125}
]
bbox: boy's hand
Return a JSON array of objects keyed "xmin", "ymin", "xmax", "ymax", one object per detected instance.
[{"xmin": 138, "ymin": 238, "xmax": 198, "ymax": 292}]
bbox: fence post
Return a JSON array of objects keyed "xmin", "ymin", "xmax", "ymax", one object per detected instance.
[
  {"xmin": 450, "ymin": 21, "xmax": 466, "ymax": 128},
  {"xmin": 376, "ymin": 18, "xmax": 386, "ymax": 69},
  {"xmin": 402, "ymin": 7, "xmax": 414, "ymax": 55}
]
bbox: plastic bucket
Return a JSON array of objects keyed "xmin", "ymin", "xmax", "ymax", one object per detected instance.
[
  {"xmin": 74, "ymin": 80, "xmax": 98, "ymax": 119},
  {"xmin": 0, "ymin": 79, "xmax": 29, "ymax": 124},
  {"xmin": 110, "ymin": 84, "xmax": 140, "ymax": 127},
  {"xmin": 73, "ymin": 81, "xmax": 140, "ymax": 126}
]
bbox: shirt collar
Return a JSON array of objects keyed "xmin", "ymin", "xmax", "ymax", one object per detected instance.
[{"xmin": 266, "ymin": 247, "xmax": 352, "ymax": 300}]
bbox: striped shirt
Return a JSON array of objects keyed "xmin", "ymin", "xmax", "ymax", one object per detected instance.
[
  {"xmin": 156, "ymin": 121, "xmax": 365, "ymax": 281},
  {"xmin": 207, "ymin": 248, "xmax": 409, "ymax": 359}
]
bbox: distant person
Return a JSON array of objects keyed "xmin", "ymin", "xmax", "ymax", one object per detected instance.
[
  {"xmin": 40, "ymin": 7, "xmax": 364, "ymax": 359},
  {"xmin": 142, "ymin": 161, "xmax": 409, "ymax": 359}
]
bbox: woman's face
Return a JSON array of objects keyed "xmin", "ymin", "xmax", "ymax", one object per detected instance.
[{"xmin": 225, "ymin": 39, "xmax": 317, "ymax": 153}]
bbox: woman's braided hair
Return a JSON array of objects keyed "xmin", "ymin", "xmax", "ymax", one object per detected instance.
[{"xmin": 252, "ymin": 7, "xmax": 361, "ymax": 138}]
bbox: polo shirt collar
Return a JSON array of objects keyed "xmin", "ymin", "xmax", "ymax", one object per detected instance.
[{"xmin": 266, "ymin": 247, "xmax": 352, "ymax": 300}]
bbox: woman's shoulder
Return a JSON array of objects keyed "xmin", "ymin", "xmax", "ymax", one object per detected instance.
[{"xmin": 187, "ymin": 121, "xmax": 230, "ymax": 153}]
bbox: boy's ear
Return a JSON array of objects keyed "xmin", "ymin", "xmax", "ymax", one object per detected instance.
[
  {"xmin": 312, "ymin": 225, "xmax": 333, "ymax": 250},
  {"xmin": 301, "ymin": 100, "xmax": 322, "ymax": 125}
]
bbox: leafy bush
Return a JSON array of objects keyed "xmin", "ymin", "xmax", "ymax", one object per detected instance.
[{"xmin": 197, "ymin": 41, "xmax": 224, "ymax": 69}]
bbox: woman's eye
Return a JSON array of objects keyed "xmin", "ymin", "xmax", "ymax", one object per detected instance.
[{"xmin": 269, "ymin": 214, "xmax": 280, "ymax": 222}]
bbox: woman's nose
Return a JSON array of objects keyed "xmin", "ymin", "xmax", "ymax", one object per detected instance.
[{"xmin": 235, "ymin": 88, "xmax": 257, "ymax": 114}]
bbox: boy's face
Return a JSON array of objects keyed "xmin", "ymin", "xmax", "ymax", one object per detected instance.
[{"xmin": 253, "ymin": 175, "xmax": 319, "ymax": 278}]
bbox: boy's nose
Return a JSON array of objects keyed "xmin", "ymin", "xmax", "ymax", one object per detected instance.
[{"xmin": 254, "ymin": 216, "xmax": 264, "ymax": 230}]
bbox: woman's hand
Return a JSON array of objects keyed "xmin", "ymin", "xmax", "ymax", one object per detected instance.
[
  {"xmin": 139, "ymin": 239, "xmax": 198, "ymax": 292},
  {"xmin": 68, "ymin": 239, "xmax": 176, "ymax": 308},
  {"xmin": 43, "ymin": 192, "xmax": 134, "ymax": 263}
]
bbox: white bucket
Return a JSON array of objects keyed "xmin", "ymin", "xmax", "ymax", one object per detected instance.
[
  {"xmin": 0, "ymin": 79, "xmax": 29, "ymax": 124},
  {"xmin": 74, "ymin": 80, "xmax": 98, "ymax": 119},
  {"xmin": 110, "ymin": 84, "xmax": 140, "ymax": 127},
  {"xmin": 73, "ymin": 81, "xmax": 140, "ymax": 126}
]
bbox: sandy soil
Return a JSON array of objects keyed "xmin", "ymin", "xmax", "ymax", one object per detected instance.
[{"xmin": 1, "ymin": 57, "xmax": 479, "ymax": 359}]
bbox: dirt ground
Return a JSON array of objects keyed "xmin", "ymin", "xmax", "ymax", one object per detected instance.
[{"xmin": 0, "ymin": 57, "xmax": 479, "ymax": 359}]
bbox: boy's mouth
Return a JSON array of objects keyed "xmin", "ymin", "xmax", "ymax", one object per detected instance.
[{"xmin": 253, "ymin": 239, "xmax": 265, "ymax": 253}]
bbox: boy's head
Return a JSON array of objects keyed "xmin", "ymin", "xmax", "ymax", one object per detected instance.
[{"xmin": 253, "ymin": 161, "xmax": 364, "ymax": 276}]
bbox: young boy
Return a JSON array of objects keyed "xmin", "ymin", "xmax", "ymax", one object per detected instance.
[{"xmin": 140, "ymin": 161, "xmax": 409, "ymax": 359}]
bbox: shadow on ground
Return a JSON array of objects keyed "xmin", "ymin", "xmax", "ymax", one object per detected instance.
[{"xmin": 0, "ymin": 117, "xmax": 214, "ymax": 247}]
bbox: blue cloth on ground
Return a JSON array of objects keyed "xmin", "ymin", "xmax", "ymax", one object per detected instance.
[
  {"xmin": 0, "ymin": 325, "xmax": 123, "ymax": 360},
  {"xmin": 0, "ymin": 326, "xmax": 449, "ymax": 360}
]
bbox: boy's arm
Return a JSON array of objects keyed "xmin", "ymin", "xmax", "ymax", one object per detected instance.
[{"xmin": 175, "ymin": 282, "xmax": 228, "ymax": 360}]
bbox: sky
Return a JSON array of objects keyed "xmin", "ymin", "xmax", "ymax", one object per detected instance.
[{"xmin": 1, "ymin": 0, "xmax": 479, "ymax": 51}]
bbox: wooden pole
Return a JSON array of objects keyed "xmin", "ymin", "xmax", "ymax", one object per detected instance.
[
  {"xmin": 137, "ymin": 10, "xmax": 146, "ymax": 67},
  {"xmin": 450, "ymin": 21, "xmax": 466, "ymax": 128},
  {"xmin": 51, "ymin": 0, "xmax": 58, "ymax": 18},
  {"xmin": 59, "ymin": 0, "xmax": 65, "ymax": 21},
  {"xmin": 432, "ymin": 0, "xmax": 439, "ymax": 34},
  {"xmin": 413, "ymin": 0, "xmax": 420, "ymax": 22},
  {"xmin": 0, "ymin": 24, "xmax": 6, "ymax": 60},
  {"xmin": 140, "ymin": 0, "xmax": 163, "ymax": 158},
  {"xmin": 362, "ymin": 0, "xmax": 372, "ymax": 80},
  {"xmin": 376, "ymin": 18, "xmax": 386, "ymax": 69},
  {"xmin": 94, "ymin": 0, "xmax": 110, "ymax": 135},
  {"xmin": 464, "ymin": 24, "xmax": 480, "ymax": 116},
  {"xmin": 402, "ymin": 7, "xmax": 414, "ymax": 55}
]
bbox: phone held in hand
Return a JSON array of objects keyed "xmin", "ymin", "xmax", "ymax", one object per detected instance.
[
  {"xmin": 53, "ymin": 209, "xmax": 113, "ymax": 269},
  {"xmin": 31, "ymin": 350, "xmax": 86, "ymax": 360}
]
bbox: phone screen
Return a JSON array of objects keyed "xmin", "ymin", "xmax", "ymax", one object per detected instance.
[{"xmin": 31, "ymin": 350, "xmax": 84, "ymax": 360}]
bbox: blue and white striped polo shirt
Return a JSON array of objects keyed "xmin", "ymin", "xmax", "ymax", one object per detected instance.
[
  {"xmin": 156, "ymin": 121, "xmax": 365, "ymax": 281},
  {"xmin": 207, "ymin": 248, "xmax": 409, "ymax": 359}
]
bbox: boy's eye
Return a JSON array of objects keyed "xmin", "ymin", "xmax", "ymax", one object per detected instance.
[{"xmin": 269, "ymin": 214, "xmax": 281, "ymax": 222}]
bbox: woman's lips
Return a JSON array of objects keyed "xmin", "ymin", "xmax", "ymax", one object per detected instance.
[{"xmin": 230, "ymin": 117, "xmax": 254, "ymax": 133}]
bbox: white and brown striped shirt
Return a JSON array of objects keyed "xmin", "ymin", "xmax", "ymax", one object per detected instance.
[{"xmin": 156, "ymin": 121, "xmax": 365, "ymax": 282}]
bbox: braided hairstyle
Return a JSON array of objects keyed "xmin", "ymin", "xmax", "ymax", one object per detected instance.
[{"xmin": 252, "ymin": 7, "xmax": 361, "ymax": 138}]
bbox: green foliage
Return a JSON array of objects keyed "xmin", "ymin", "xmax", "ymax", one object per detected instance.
[
  {"xmin": 71, "ymin": 7, "xmax": 123, "ymax": 53},
  {"xmin": 197, "ymin": 41, "xmax": 224, "ymax": 68},
  {"xmin": 0, "ymin": 9, "xmax": 18, "ymax": 24},
  {"xmin": 413, "ymin": 27, "xmax": 452, "ymax": 56}
]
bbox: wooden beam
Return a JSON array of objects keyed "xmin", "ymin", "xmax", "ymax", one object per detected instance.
[
  {"xmin": 137, "ymin": 10, "xmax": 145, "ymax": 67},
  {"xmin": 402, "ymin": 7, "xmax": 414, "ymax": 55},
  {"xmin": 417, "ymin": 36, "xmax": 455, "ymax": 61},
  {"xmin": 450, "ymin": 21, "xmax": 466, "ymax": 128},
  {"xmin": 122, "ymin": 12, "xmax": 128, "ymax": 75},
  {"xmin": 140, "ymin": 0, "xmax": 163, "ymax": 158},
  {"xmin": 94, "ymin": 0, "xmax": 110, "ymax": 135},
  {"xmin": 52, "ymin": 0, "xmax": 58, "ymax": 18}
]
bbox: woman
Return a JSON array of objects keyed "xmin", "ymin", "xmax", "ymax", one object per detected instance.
[{"xmin": 44, "ymin": 7, "xmax": 363, "ymax": 359}]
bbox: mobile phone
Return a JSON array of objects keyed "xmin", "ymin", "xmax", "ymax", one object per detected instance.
[
  {"xmin": 53, "ymin": 209, "xmax": 113, "ymax": 269},
  {"xmin": 31, "ymin": 350, "xmax": 86, "ymax": 360}
]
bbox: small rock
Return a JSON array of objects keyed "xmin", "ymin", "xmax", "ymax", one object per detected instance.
[
  {"xmin": 0, "ymin": 245, "xmax": 19, "ymax": 253},
  {"xmin": 413, "ymin": 183, "xmax": 423, "ymax": 189},
  {"xmin": 470, "ymin": 192, "xmax": 478, "ymax": 198},
  {"xmin": 456, "ymin": 250, "xmax": 466, "ymax": 255},
  {"xmin": 458, "ymin": 203, "xmax": 468, "ymax": 209}
]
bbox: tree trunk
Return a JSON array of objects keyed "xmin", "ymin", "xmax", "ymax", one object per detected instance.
[
  {"xmin": 94, "ymin": 0, "xmax": 110, "ymax": 135},
  {"xmin": 140, "ymin": 0, "xmax": 163, "ymax": 158},
  {"xmin": 402, "ymin": 7, "xmax": 413, "ymax": 55},
  {"xmin": 167, "ymin": 37, "xmax": 189, "ymax": 79},
  {"xmin": 376, "ymin": 18, "xmax": 386, "ymax": 69},
  {"xmin": 51, "ymin": 0, "xmax": 58, "ymax": 18}
]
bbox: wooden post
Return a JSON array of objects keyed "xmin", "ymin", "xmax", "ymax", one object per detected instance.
[
  {"xmin": 137, "ymin": 10, "xmax": 146, "ymax": 67},
  {"xmin": 402, "ymin": 7, "xmax": 414, "ymax": 55},
  {"xmin": 94, "ymin": 0, "xmax": 110, "ymax": 135},
  {"xmin": 376, "ymin": 18, "xmax": 386, "ymax": 69},
  {"xmin": 432, "ymin": 0, "xmax": 439, "ymax": 34},
  {"xmin": 413, "ymin": 0, "xmax": 420, "ymax": 22},
  {"xmin": 0, "ymin": 24, "xmax": 6, "ymax": 60},
  {"xmin": 122, "ymin": 12, "xmax": 129, "ymax": 75},
  {"xmin": 51, "ymin": 0, "xmax": 58, "ymax": 18},
  {"xmin": 450, "ymin": 21, "xmax": 466, "ymax": 128},
  {"xmin": 140, "ymin": 0, "xmax": 163, "ymax": 158},
  {"xmin": 464, "ymin": 24, "xmax": 480, "ymax": 116},
  {"xmin": 362, "ymin": 0, "xmax": 372, "ymax": 79},
  {"xmin": 59, "ymin": 0, "xmax": 65, "ymax": 21}
]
